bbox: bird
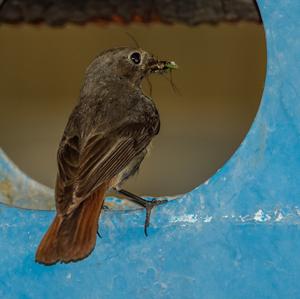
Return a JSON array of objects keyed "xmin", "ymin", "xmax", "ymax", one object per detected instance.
[{"xmin": 35, "ymin": 47, "xmax": 178, "ymax": 265}]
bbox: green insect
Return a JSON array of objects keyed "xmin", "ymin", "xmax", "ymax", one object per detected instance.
[{"xmin": 165, "ymin": 61, "xmax": 179, "ymax": 70}]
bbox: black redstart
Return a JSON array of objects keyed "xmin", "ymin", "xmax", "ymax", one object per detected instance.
[{"xmin": 35, "ymin": 47, "xmax": 177, "ymax": 265}]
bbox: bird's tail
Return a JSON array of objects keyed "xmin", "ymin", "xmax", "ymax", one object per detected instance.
[{"xmin": 35, "ymin": 185, "xmax": 107, "ymax": 265}]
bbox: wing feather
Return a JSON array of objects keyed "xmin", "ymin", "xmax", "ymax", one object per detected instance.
[{"xmin": 56, "ymin": 124, "xmax": 155, "ymax": 215}]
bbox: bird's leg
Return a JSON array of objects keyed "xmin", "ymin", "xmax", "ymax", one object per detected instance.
[{"xmin": 115, "ymin": 188, "xmax": 167, "ymax": 236}]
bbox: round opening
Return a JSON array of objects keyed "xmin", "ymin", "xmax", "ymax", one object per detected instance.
[{"xmin": 0, "ymin": 22, "xmax": 266, "ymax": 197}]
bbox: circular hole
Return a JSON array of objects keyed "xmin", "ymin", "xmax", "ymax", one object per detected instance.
[{"xmin": 0, "ymin": 22, "xmax": 266, "ymax": 197}]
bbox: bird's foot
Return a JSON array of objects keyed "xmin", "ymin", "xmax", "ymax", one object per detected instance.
[
  {"xmin": 143, "ymin": 198, "xmax": 167, "ymax": 236},
  {"xmin": 115, "ymin": 188, "xmax": 167, "ymax": 236}
]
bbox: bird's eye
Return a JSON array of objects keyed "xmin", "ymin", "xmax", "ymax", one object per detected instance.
[{"xmin": 130, "ymin": 52, "xmax": 141, "ymax": 64}]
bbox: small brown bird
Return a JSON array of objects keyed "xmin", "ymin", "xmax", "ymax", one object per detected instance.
[{"xmin": 35, "ymin": 47, "xmax": 177, "ymax": 265}]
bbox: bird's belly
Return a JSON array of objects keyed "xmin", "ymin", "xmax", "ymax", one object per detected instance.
[{"xmin": 110, "ymin": 147, "xmax": 150, "ymax": 190}]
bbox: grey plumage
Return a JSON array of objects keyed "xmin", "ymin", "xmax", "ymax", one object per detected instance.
[
  {"xmin": 36, "ymin": 47, "xmax": 175, "ymax": 265},
  {"xmin": 56, "ymin": 47, "xmax": 160, "ymax": 214}
]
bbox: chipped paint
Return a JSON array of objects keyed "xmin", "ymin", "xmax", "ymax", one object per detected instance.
[
  {"xmin": 170, "ymin": 214, "xmax": 198, "ymax": 224},
  {"xmin": 203, "ymin": 216, "xmax": 213, "ymax": 223}
]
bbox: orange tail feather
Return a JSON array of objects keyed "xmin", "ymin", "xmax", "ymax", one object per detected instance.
[{"xmin": 35, "ymin": 185, "xmax": 107, "ymax": 265}]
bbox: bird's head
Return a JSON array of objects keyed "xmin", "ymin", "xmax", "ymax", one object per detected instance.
[{"xmin": 84, "ymin": 47, "xmax": 178, "ymax": 87}]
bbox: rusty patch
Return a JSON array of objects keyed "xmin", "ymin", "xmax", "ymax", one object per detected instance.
[{"xmin": 0, "ymin": 179, "xmax": 14, "ymax": 205}]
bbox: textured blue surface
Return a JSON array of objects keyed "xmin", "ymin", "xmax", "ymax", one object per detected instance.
[{"xmin": 1, "ymin": 1, "xmax": 300, "ymax": 298}]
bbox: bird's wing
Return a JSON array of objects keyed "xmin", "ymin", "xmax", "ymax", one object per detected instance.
[{"xmin": 55, "ymin": 122, "xmax": 158, "ymax": 215}]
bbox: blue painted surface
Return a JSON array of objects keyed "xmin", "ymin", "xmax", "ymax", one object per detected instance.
[{"xmin": 1, "ymin": 1, "xmax": 300, "ymax": 298}]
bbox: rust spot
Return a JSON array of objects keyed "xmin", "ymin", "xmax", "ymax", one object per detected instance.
[
  {"xmin": 111, "ymin": 15, "xmax": 124, "ymax": 24},
  {"xmin": 132, "ymin": 15, "xmax": 143, "ymax": 22},
  {"xmin": 0, "ymin": 179, "xmax": 14, "ymax": 205}
]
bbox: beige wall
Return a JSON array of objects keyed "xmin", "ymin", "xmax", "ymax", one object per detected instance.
[{"xmin": 0, "ymin": 23, "xmax": 266, "ymax": 196}]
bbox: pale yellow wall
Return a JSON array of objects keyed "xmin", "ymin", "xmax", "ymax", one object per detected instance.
[{"xmin": 0, "ymin": 23, "xmax": 266, "ymax": 196}]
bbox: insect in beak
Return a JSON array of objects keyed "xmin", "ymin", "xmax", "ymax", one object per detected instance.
[{"xmin": 150, "ymin": 60, "xmax": 178, "ymax": 73}]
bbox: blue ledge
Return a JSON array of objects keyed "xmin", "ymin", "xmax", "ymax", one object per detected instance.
[{"xmin": 1, "ymin": 1, "xmax": 300, "ymax": 298}]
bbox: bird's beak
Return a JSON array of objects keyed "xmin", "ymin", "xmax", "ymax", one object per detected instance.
[{"xmin": 149, "ymin": 60, "xmax": 178, "ymax": 73}]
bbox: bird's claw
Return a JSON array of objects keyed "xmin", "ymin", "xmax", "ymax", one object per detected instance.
[{"xmin": 144, "ymin": 199, "xmax": 168, "ymax": 236}]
